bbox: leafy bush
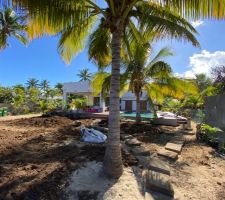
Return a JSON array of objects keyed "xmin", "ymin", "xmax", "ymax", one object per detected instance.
[
  {"xmin": 69, "ymin": 98, "xmax": 87, "ymax": 111},
  {"xmin": 201, "ymin": 124, "xmax": 220, "ymax": 142}
]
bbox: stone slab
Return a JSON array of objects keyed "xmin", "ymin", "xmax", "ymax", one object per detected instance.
[
  {"xmin": 165, "ymin": 142, "xmax": 183, "ymax": 153},
  {"xmin": 148, "ymin": 157, "xmax": 170, "ymax": 175},
  {"xmin": 125, "ymin": 138, "xmax": 142, "ymax": 146},
  {"xmin": 131, "ymin": 146, "xmax": 150, "ymax": 156},
  {"xmin": 146, "ymin": 170, "xmax": 174, "ymax": 197},
  {"xmin": 158, "ymin": 149, "xmax": 178, "ymax": 160},
  {"xmin": 145, "ymin": 190, "xmax": 173, "ymax": 200}
]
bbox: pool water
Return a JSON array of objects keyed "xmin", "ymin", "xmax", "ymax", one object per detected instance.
[{"xmin": 120, "ymin": 112, "xmax": 154, "ymax": 119}]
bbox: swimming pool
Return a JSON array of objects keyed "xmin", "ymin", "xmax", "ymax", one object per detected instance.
[{"xmin": 120, "ymin": 112, "xmax": 154, "ymax": 119}]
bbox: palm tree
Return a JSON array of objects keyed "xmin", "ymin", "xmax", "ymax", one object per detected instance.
[
  {"xmin": 26, "ymin": 78, "xmax": 39, "ymax": 89},
  {"xmin": 125, "ymin": 46, "xmax": 173, "ymax": 122},
  {"xmin": 77, "ymin": 68, "xmax": 92, "ymax": 82},
  {"xmin": 40, "ymin": 80, "xmax": 50, "ymax": 99},
  {"xmin": 55, "ymin": 83, "xmax": 63, "ymax": 95},
  {"xmin": 10, "ymin": 0, "xmax": 225, "ymax": 178},
  {"xmin": 0, "ymin": 8, "xmax": 27, "ymax": 51}
]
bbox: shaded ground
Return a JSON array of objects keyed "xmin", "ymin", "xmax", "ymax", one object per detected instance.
[{"xmin": 0, "ymin": 116, "xmax": 225, "ymax": 200}]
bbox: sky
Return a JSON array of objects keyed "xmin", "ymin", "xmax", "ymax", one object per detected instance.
[{"xmin": 0, "ymin": 18, "xmax": 225, "ymax": 87}]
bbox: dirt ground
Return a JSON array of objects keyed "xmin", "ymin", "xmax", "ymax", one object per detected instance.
[
  {"xmin": 122, "ymin": 121, "xmax": 225, "ymax": 200},
  {"xmin": 0, "ymin": 116, "xmax": 137, "ymax": 200},
  {"xmin": 0, "ymin": 116, "xmax": 225, "ymax": 200}
]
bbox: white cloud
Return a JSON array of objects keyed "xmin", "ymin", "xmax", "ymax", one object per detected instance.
[
  {"xmin": 191, "ymin": 20, "xmax": 204, "ymax": 28},
  {"xmin": 176, "ymin": 50, "xmax": 225, "ymax": 78}
]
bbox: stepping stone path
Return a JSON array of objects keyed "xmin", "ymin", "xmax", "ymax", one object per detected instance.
[{"xmin": 122, "ymin": 128, "xmax": 187, "ymax": 199}]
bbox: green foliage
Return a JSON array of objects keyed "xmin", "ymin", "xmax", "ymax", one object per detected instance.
[
  {"xmin": 0, "ymin": 8, "xmax": 27, "ymax": 51},
  {"xmin": 26, "ymin": 78, "xmax": 39, "ymax": 89},
  {"xmin": 0, "ymin": 86, "xmax": 13, "ymax": 103},
  {"xmin": 195, "ymin": 73, "xmax": 212, "ymax": 92},
  {"xmin": 77, "ymin": 68, "xmax": 92, "ymax": 82},
  {"xmin": 201, "ymin": 123, "xmax": 220, "ymax": 142},
  {"xmin": 39, "ymin": 99, "xmax": 62, "ymax": 113},
  {"xmin": 69, "ymin": 97, "xmax": 87, "ymax": 111}
]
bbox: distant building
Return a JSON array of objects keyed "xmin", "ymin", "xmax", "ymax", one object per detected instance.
[{"xmin": 63, "ymin": 81, "xmax": 150, "ymax": 112}]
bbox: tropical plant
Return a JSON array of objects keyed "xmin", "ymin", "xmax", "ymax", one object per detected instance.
[
  {"xmin": 55, "ymin": 83, "xmax": 63, "ymax": 95},
  {"xmin": 26, "ymin": 87, "xmax": 41, "ymax": 112},
  {"xmin": 0, "ymin": 86, "xmax": 13, "ymax": 103},
  {"xmin": 195, "ymin": 73, "xmax": 212, "ymax": 92},
  {"xmin": 9, "ymin": 0, "xmax": 225, "ymax": 178},
  {"xmin": 77, "ymin": 68, "xmax": 92, "ymax": 82},
  {"xmin": 11, "ymin": 86, "xmax": 27, "ymax": 114},
  {"xmin": 69, "ymin": 97, "xmax": 87, "ymax": 111},
  {"xmin": 26, "ymin": 78, "xmax": 39, "ymax": 89},
  {"xmin": 0, "ymin": 8, "xmax": 27, "ymax": 51},
  {"xmin": 39, "ymin": 79, "xmax": 50, "ymax": 99}
]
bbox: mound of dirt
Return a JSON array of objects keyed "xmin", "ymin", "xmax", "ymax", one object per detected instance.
[
  {"xmin": 6, "ymin": 116, "xmax": 74, "ymax": 128},
  {"xmin": 121, "ymin": 122, "xmax": 161, "ymax": 135}
]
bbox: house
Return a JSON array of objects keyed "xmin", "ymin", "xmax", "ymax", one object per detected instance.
[{"xmin": 63, "ymin": 81, "xmax": 151, "ymax": 112}]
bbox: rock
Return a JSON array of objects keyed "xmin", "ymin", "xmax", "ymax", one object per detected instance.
[
  {"xmin": 158, "ymin": 149, "xmax": 178, "ymax": 160},
  {"xmin": 125, "ymin": 138, "xmax": 142, "ymax": 146},
  {"xmin": 165, "ymin": 143, "xmax": 183, "ymax": 154},
  {"xmin": 74, "ymin": 121, "xmax": 82, "ymax": 127},
  {"xmin": 148, "ymin": 157, "xmax": 170, "ymax": 175},
  {"xmin": 146, "ymin": 170, "xmax": 174, "ymax": 197}
]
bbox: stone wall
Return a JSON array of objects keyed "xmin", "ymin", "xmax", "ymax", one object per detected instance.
[{"xmin": 205, "ymin": 94, "xmax": 225, "ymax": 130}]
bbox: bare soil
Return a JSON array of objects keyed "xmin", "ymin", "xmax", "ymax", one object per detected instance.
[{"xmin": 0, "ymin": 116, "xmax": 137, "ymax": 200}]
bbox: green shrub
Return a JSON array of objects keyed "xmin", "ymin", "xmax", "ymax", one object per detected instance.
[{"xmin": 201, "ymin": 124, "xmax": 220, "ymax": 141}]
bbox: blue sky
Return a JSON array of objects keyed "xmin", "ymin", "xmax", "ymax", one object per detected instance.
[{"xmin": 0, "ymin": 19, "xmax": 225, "ymax": 87}]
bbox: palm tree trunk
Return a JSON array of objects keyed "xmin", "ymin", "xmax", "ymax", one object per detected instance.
[
  {"xmin": 103, "ymin": 30, "xmax": 123, "ymax": 178},
  {"xmin": 136, "ymin": 93, "xmax": 141, "ymax": 123}
]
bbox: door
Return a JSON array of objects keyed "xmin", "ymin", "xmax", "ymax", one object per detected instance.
[
  {"xmin": 140, "ymin": 100, "xmax": 147, "ymax": 112},
  {"xmin": 125, "ymin": 100, "xmax": 132, "ymax": 112}
]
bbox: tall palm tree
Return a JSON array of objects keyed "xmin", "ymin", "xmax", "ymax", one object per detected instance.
[
  {"xmin": 125, "ymin": 46, "xmax": 197, "ymax": 122},
  {"xmin": 40, "ymin": 79, "xmax": 50, "ymax": 99},
  {"xmin": 26, "ymin": 78, "xmax": 39, "ymax": 89},
  {"xmin": 0, "ymin": 8, "xmax": 27, "ymax": 51},
  {"xmin": 77, "ymin": 68, "xmax": 92, "ymax": 82},
  {"xmin": 10, "ymin": 0, "xmax": 225, "ymax": 178}
]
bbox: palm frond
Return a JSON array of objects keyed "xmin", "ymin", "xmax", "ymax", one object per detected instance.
[
  {"xmin": 88, "ymin": 23, "xmax": 112, "ymax": 67},
  {"xmin": 58, "ymin": 15, "xmax": 97, "ymax": 64},
  {"xmin": 159, "ymin": 0, "xmax": 225, "ymax": 19}
]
